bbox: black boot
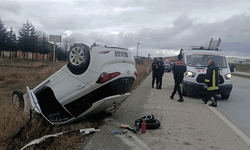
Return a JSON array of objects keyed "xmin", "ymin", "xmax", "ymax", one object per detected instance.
[
  {"xmin": 170, "ymin": 95, "xmax": 174, "ymax": 100},
  {"xmin": 208, "ymin": 102, "xmax": 217, "ymax": 107},
  {"xmin": 178, "ymin": 96, "xmax": 184, "ymax": 102},
  {"xmin": 152, "ymin": 84, "xmax": 154, "ymax": 88}
]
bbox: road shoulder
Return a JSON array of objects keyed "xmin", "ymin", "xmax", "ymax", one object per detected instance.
[{"xmin": 79, "ymin": 73, "xmax": 250, "ymax": 150}]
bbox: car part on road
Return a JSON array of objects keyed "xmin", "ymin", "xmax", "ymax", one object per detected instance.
[
  {"xmin": 120, "ymin": 123, "xmax": 137, "ymax": 134},
  {"xmin": 111, "ymin": 131, "xmax": 121, "ymax": 135},
  {"xmin": 135, "ymin": 114, "xmax": 161, "ymax": 129},
  {"xmin": 139, "ymin": 114, "xmax": 157, "ymax": 123},
  {"xmin": 20, "ymin": 128, "xmax": 100, "ymax": 150},
  {"xmin": 12, "ymin": 91, "xmax": 24, "ymax": 110}
]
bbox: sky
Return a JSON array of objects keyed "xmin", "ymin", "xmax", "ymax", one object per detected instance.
[{"xmin": 1, "ymin": 0, "xmax": 250, "ymax": 58}]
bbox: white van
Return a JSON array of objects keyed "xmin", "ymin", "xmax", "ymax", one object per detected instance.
[{"xmin": 180, "ymin": 45, "xmax": 235, "ymax": 100}]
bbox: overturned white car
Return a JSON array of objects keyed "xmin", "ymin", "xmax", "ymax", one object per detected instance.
[{"xmin": 12, "ymin": 43, "xmax": 137, "ymax": 125}]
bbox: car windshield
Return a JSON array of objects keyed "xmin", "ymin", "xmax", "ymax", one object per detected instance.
[
  {"xmin": 187, "ymin": 54, "xmax": 227, "ymax": 68},
  {"xmin": 164, "ymin": 61, "xmax": 170, "ymax": 65}
]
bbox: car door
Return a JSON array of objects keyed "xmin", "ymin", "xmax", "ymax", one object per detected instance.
[{"xmin": 49, "ymin": 71, "xmax": 92, "ymax": 105}]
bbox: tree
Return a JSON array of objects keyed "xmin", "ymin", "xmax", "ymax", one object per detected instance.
[
  {"xmin": 18, "ymin": 20, "xmax": 38, "ymax": 60},
  {"xmin": 38, "ymin": 32, "xmax": 50, "ymax": 63},
  {"xmin": 0, "ymin": 19, "xmax": 7, "ymax": 57},
  {"xmin": 60, "ymin": 37, "xmax": 75, "ymax": 52},
  {"xmin": 6, "ymin": 27, "xmax": 18, "ymax": 59},
  {"xmin": 56, "ymin": 47, "xmax": 67, "ymax": 61}
]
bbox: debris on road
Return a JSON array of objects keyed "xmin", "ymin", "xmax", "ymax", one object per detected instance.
[
  {"xmin": 111, "ymin": 131, "xmax": 121, "ymax": 135},
  {"xmin": 120, "ymin": 123, "xmax": 137, "ymax": 134},
  {"xmin": 135, "ymin": 114, "xmax": 161, "ymax": 129},
  {"xmin": 141, "ymin": 120, "xmax": 146, "ymax": 133},
  {"xmin": 20, "ymin": 128, "xmax": 100, "ymax": 150}
]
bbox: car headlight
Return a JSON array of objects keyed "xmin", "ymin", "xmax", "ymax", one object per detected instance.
[
  {"xmin": 185, "ymin": 71, "xmax": 196, "ymax": 77},
  {"xmin": 225, "ymin": 73, "xmax": 232, "ymax": 80}
]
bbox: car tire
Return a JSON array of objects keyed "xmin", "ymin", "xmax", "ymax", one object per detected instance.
[
  {"xmin": 221, "ymin": 94, "xmax": 230, "ymax": 100},
  {"xmin": 181, "ymin": 83, "xmax": 187, "ymax": 96},
  {"xmin": 12, "ymin": 91, "xmax": 24, "ymax": 110},
  {"xmin": 135, "ymin": 119, "xmax": 161, "ymax": 129},
  {"xmin": 67, "ymin": 43, "xmax": 90, "ymax": 75}
]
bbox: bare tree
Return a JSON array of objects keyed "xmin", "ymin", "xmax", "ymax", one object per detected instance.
[{"xmin": 60, "ymin": 37, "xmax": 75, "ymax": 52}]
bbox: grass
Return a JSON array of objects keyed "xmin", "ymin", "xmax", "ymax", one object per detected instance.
[
  {"xmin": 0, "ymin": 57, "xmax": 152, "ymax": 150},
  {"xmin": 229, "ymin": 63, "xmax": 250, "ymax": 73}
]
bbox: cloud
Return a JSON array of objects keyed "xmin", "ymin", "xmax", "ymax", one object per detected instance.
[
  {"xmin": 73, "ymin": 13, "xmax": 250, "ymax": 57},
  {"xmin": 1, "ymin": 0, "xmax": 250, "ymax": 58},
  {"xmin": 0, "ymin": 1, "xmax": 21, "ymax": 15}
]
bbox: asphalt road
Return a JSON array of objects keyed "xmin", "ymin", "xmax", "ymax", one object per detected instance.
[
  {"xmin": 216, "ymin": 76, "xmax": 250, "ymax": 138},
  {"xmin": 79, "ymin": 73, "xmax": 250, "ymax": 150}
]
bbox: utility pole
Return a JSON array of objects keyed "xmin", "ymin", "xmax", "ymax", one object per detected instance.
[{"xmin": 137, "ymin": 42, "xmax": 140, "ymax": 57}]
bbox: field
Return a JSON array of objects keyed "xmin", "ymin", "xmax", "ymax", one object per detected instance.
[
  {"xmin": 0, "ymin": 58, "xmax": 152, "ymax": 150},
  {"xmin": 231, "ymin": 63, "xmax": 250, "ymax": 73}
]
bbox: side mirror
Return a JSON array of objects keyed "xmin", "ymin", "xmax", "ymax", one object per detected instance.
[{"xmin": 230, "ymin": 64, "xmax": 235, "ymax": 72}]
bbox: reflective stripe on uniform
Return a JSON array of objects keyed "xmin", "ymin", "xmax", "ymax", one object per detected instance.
[
  {"xmin": 207, "ymin": 86, "xmax": 219, "ymax": 90},
  {"xmin": 205, "ymin": 79, "xmax": 210, "ymax": 82},
  {"xmin": 218, "ymin": 70, "xmax": 220, "ymax": 83},
  {"xmin": 213, "ymin": 70, "xmax": 215, "ymax": 87}
]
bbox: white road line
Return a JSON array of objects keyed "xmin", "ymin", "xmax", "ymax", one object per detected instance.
[{"xmin": 209, "ymin": 107, "xmax": 250, "ymax": 147}]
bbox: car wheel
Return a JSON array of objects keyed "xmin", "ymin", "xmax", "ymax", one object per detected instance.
[
  {"xmin": 12, "ymin": 91, "xmax": 24, "ymax": 110},
  {"xmin": 181, "ymin": 83, "xmax": 187, "ymax": 96},
  {"xmin": 221, "ymin": 94, "xmax": 230, "ymax": 100},
  {"xmin": 67, "ymin": 43, "xmax": 90, "ymax": 75},
  {"xmin": 135, "ymin": 119, "xmax": 161, "ymax": 129}
]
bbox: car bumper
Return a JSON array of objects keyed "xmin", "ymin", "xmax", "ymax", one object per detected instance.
[
  {"xmin": 183, "ymin": 80, "xmax": 233, "ymax": 96},
  {"xmin": 164, "ymin": 67, "xmax": 172, "ymax": 71}
]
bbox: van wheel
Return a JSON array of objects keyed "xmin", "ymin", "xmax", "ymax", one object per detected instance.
[
  {"xmin": 181, "ymin": 83, "xmax": 187, "ymax": 96},
  {"xmin": 12, "ymin": 91, "xmax": 24, "ymax": 110},
  {"xmin": 67, "ymin": 43, "xmax": 90, "ymax": 75},
  {"xmin": 221, "ymin": 94, "xmax": 230, "ymax": 100}
]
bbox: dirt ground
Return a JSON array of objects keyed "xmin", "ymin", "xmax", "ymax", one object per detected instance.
[{"xmin": 0, "ymin": 57, "xmax": 151, "ymax": 150}]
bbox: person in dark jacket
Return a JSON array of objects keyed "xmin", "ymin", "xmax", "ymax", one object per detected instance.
[
  {"xmin": 151, "ymin": 58, "xmax": 159, "ymax": 88},
  {"xmin": 156, "ymin": 57, "xmax": 165, "ymax": 89},
  {"xmin": 202, "ymin": 59, "xmax": 219, "ymax": 107},
  {"xmin": 170, "ymin": 54, "xmax": 187, "ymax": 102}
]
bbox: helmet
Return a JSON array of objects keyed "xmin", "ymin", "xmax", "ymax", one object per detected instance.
[
  {"xmin": 158, "ymin": 57, "xmax": 162, "ymax": 60},
  {"xmin": 154, "ymin": 58, "xmax": 157, "ymax": 61}
]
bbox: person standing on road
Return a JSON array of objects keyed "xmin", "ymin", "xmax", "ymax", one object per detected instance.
[
  {"xmin": 156, "ymin": 57, "xmax": 165, "ymax": 89},
  {"xmin": 151, "ymin": 58, "xmax": 159, "ymax": 88},
  {"xmin": 202, "ymin": 59, "xmax": 219, "ymax": 107},
  {"xmin": 170, "ymin": 53, "xmax": 187, "ymax": 102}
]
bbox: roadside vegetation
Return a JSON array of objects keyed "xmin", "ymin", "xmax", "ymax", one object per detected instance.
[
  {"xmin": 229, "ymin": 63, "xmax": 250, "ymax": 79},
  {"xmin": 230, "ymin": 63, "xmax": 250, "ymax": 73},
  {"xmin": 0, "ymin": 58, "xmax": 152, "ymax": 150}
]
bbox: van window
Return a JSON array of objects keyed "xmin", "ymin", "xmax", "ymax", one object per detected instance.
[{"xmin": 187, "ymin": 55, "xmax": 227, "ymax": 68}]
